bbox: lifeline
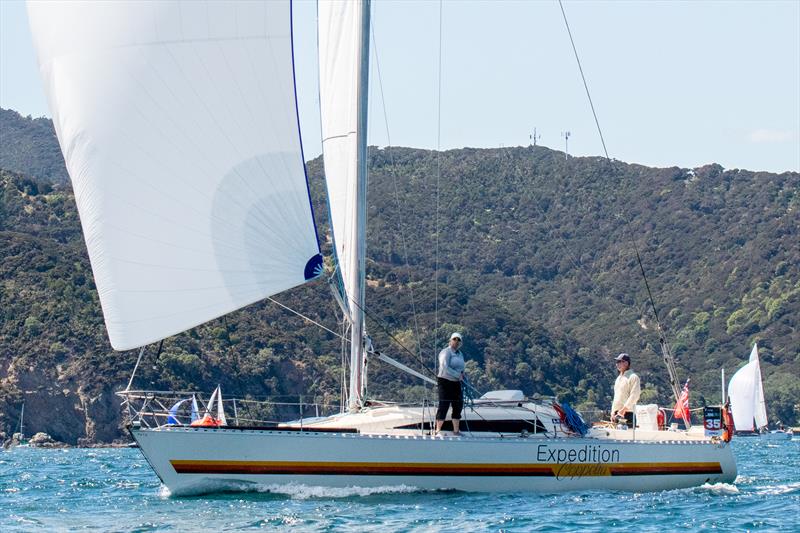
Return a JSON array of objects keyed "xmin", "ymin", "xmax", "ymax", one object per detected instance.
[{"xmin": 537, "ymin": 444, "xmax": 620, "ymax": 464}]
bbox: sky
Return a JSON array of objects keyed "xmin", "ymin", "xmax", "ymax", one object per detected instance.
[{"xmin": 2, "ymin": 0, "xmax": 798, "ymax": 173}]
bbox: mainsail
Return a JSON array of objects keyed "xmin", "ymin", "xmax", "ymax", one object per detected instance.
[
  {"xmin": 318, "ymin": 0, "xmax": 370, "ymax": 409},
  {"xmin": 728, "ymin": 343, "xmax": 769, "ymax": 431},
  {"xmin": 28, "ymin": 1, "xmax": 322, "ymax": 350}
]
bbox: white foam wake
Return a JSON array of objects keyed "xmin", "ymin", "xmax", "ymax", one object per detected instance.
[
  {"xmin": 755, "ymin": 481, "xmax": 800, "ymax": 496},
  {"xmin": 697, "ymin": 482, "xmax": 739, "ymax": 495},
  {"xmin": 161, "ymin": 480, "xmax": 423, "ymax": 499},
  {"xmin": 253, "ymin": 482, "xmax": 423, "ymax": 500}
]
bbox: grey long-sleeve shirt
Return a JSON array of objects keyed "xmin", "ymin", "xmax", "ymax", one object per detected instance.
[{"xmin": 437, "ymin": 347, "xmax": 465, "ymax": 381}]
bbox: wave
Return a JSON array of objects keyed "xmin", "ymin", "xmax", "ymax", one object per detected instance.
[
  {"xmin": 252, "ymin": 482, "xmax": 424, "ymax": 500},
  {"xmin": 696, "ymin": 482, "xmax": 739, "ymax": 495},
  {"xmin": 755, "ymin": 481, "xmax": 800, "ymax": 496},
  {"xmin": 162, "ymin": 479, "xmax": 423, "ymax": 499}
]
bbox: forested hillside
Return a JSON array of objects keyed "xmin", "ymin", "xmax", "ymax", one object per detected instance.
[
  {"xmin": 1, "ymin": 117, "xmax": 798, "ymax": 443},
  {"xmin": 0, "ymin": 109, "xmax": 68, "ymax": 185}
]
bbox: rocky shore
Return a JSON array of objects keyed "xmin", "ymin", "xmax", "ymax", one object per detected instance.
[{"xmin": 1, "ymin": 430, "xmax": 134, "ymax": 450}]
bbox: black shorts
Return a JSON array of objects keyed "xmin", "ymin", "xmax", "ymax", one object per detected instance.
[{"xmin": 436, "ymin": 377, "xmax": 463, "ymax": 421}]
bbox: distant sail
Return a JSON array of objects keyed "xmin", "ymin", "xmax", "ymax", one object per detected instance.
[
  {"xmin": 728, "ymin": 343, "xmax": 768, "ymax": 431},
  {"xmin": 751, "ymin": 346, "xmax": 768, "ymax": 429},
  {"xmin": 318, "ymin": 0, "xmax": 363, "ymax": 315},
  {"xmin": 28, "ymin": 1, "xmax": 322, "ymax": 350}
]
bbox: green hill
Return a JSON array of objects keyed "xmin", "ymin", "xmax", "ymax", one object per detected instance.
[
  {"xmin": 0, "ymin": 109, "xmax": 69, "ymax": 185},
  {"xmin": 0, "ymin": 129, "xmax": 797, "ymax": 443}
]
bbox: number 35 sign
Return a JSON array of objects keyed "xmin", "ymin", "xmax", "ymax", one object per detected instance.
[{"xmin": 704, "ymin": 406, "xmax": 722, "ymax": 437}]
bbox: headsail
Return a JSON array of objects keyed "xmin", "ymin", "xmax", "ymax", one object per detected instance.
[
  {"xmin": 318, "ymin": 0, "xmax": 370, "ymax": 410},
  {"xmin": 318, "ymin": 0, "xmax": 365, "ymax": 314},
  {"xmin": 728, "ymin": 343, "xmax": 768, "ymax": 431},
  {"xmin": 28, "ymin": 1, "xmax": 322, "ymax": 350}
]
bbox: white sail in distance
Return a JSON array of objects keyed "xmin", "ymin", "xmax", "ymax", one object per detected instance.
[
  {"xmin": 728, "ymin": 343, "xmax": 769, "ymax": 431},
  {"xmin": 28, "ymin": 1, "xmax": 322, "ymax": 350}
]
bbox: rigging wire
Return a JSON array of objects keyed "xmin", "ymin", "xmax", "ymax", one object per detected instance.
[
  {"xmin": 558, "ymin": 0, "xmax": 609, "ymax": 161},
  {"xmin": 557, "ymin": 0, "xmax": 682, "ymax": 403},
  {"xmin": 622, "ymin": 213, "xmax": 683, "ymax": 403},
  {"xmin": 266, "ymin": 296, "xmax": 346, "ymax": 341},
  {"xmin": 352, "ymin": 296, "xmax": 438, "ymax": 380},
  {"xmin": 432, "ymin": 0, "xmax": 444, "ymax": 373},
  {"xmin": 340, "ymin": 304, "xmax": 350, "ymax": 412},
  {"xmin": 365, "ymin": 7, "xmax": 442, "ymax": 407},
  {"xmin": 125, "ymin": 345, "xmax": 148, "ymax": 392},
  {"xmin": 124, "ymin": 339, "xmax": 164, "ymax": 392},
  {"xmin": 370, "ymin": 16, "xmax": 424, "ymax": 362},
  {"xmin": 267, "ymin": 290, "xmax": 436, "ymax": 384}
]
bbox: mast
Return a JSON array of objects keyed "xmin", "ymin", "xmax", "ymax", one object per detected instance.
[{"xmin": 347, "ymin": 0, "xmax": 371, "ymax": 412}]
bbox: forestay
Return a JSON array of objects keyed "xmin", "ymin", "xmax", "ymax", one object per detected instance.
[
  {"xmin": 728, "ymin": 344, "xmax": 768, "ymax": 431},
  {"xmin": 28, "ymin": 0, "xmax": 322, "ymax": 350}
]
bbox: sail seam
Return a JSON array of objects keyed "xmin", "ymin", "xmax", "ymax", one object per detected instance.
[{"xmin": 322, "ymin": 132, "xmax": 358, "ymax": 142}]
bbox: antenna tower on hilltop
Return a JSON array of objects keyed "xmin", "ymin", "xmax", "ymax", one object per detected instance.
[
  {"xmin": 561, "ymin": 131, "xmax": 571, "ymax": 160},
  {"xmin": 530, "ymin": 128, "xmax": 541, "ymax": 147}
]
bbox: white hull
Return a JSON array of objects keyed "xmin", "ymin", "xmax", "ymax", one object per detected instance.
[
  {"xmin": 131, "ymin": 425, "xmax": 737, "ymax": 496},
  {"xmin": 760, "ymin": 430, "xmax": 792, "ymax": 441}
]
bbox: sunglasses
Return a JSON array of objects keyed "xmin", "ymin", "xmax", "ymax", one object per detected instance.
[{"xmin": 452, "ymin": 338, "xmax": 462, "ymax": 342}]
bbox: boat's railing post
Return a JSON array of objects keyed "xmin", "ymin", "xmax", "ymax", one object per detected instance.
[
  {"xmin": 421, "ymin": 398, "xmax": 427, "ymax": 437},
  {"xmin": 299, "ymin": 395, "xmax": 304, "ymax": 430},
  {"xmin": 141, "ymin": 394, "xmax": 151, "ymax": 428},
  {"xmin": 233, "ymin": 398, "xmax": 239, "ymax": 427}
]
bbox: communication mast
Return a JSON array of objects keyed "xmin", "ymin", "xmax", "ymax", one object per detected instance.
[
  {"xmin": 530, "ymin": 128, "xmax": 541, "ymax": 147},
  {"xmin": 561, "ymin": 131, "xmax": 571, "ymax": 160}
]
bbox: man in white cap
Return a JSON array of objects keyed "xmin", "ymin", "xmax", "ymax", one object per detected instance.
[
  {"xmin": 435, "ymin": 332, "xmax": 466, "ymax": 435},
  {"xmin": 611, "ymin": 353, "xmax": 640, "ymax": 425}
]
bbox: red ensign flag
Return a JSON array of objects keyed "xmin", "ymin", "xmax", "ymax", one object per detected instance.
[{"xmin": 674, "ymin": 379, "xmax": 691, "ymax": 422}]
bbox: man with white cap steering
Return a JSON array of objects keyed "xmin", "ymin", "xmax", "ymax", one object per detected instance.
[{"xmin": 611, "ymin": 353, "xmax": 640, "ymax": 426}]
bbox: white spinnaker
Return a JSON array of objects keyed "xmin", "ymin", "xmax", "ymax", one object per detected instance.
[
  {"xmin": 28, "ymin": 1, "xmax": 322, "ymax": 350},
  {"xmin": 750, "ymin": 345, "xmax": 768, "ymax": 429},
  {"xmin": 318, "ymin": 0, "xmax": 362, "ymax": 314},
  {"xmin": 728, "ymin": 344, "xmax": 768, "ymax": 431}
]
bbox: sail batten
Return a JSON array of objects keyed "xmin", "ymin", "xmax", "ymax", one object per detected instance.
[{"xmin": 29, "ymin": 0, "xmax": 321, "ymax": 350}]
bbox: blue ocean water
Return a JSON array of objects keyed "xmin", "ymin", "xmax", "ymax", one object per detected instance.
[{"xmin": 1, "ymin": 438, "xmax": 798, "ymax": 532}]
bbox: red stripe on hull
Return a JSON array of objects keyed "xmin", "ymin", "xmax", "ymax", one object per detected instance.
[{"xmin": 170, "ymin": 461, "xmax": 723, "ymax": 477}]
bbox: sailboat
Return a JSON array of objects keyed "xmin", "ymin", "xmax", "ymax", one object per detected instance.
[
  {"xmin": 13, "ymin": 402, "xmax": 30, "ymax": 448},
  {"xmin": 28, "ymin": 0, "xmax": 736, "ymax": 495},
  {"xmin": 728, "ymin": 344, "xmax": 791, "ymax": 441}
]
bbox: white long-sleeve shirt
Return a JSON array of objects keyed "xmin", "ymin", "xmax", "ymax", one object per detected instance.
[
  {"xmin": 437, "ymin": 347, "xmax": 465, "ymax": 381},
  {"xmin": 612, "ymin": 369, "xmax": 641, "ymax": 413}
]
